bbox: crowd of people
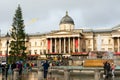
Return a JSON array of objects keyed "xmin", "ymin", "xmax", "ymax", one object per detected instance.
[
  {"xmin": 0, "ymin": 58, "xmax": 116, "ymax": 80},
  {"xmin": 0, "ymin": 61, "xmax": 36, "ymax": 76},
  {"xmin": 47, "ymin": 56, "xmax": 70, "ymax": 66},
  {"xmin": 0, "ymin": 56, "xmax": 70, "ymax": 80}
]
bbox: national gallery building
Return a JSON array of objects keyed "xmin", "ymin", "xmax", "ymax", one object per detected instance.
[{"xmin": 0, "ymin": 12, "xmax": 120, "ymax": 57}]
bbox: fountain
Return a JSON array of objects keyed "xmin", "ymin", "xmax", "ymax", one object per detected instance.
[
  {"xmin": 83, "ymin": 35, "xmax": 114, "ymax": 67},
  {"xmin": 83, "ymin": 51, "xmax": 114, "ymax": 67}
]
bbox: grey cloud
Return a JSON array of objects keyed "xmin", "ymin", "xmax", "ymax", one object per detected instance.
[{"xmin": 1, "ymin": 0, "xmax": 120, "ymax": 34}]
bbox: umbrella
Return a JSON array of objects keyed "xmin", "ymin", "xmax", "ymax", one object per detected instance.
[{"xmin": 1, "ymin": 62, "xmax": 6, "ymax": 65}]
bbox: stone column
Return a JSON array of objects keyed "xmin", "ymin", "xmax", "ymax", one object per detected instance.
[
  {"xmin": 78, "ymin": 37, "xmax": 80, "ymax": 52},
  {"xmin": 118, "ymin": 37, "xmax": 120, "ymax": 52},
  {"xmin": 73, "ymin": 38, "xmax": 75, "ymax": 52},
  {"xmin": 59, "ymin": 38, "xmax": 61, "ymax": 53},
  {"xmin": 64, "ymin": 38, "xmax": 66, "ymax": 53},
  {"xmin": 113, "ymin": 38, "xmax": 114, "ymax": 52},
  {"xmin": 55, "ymin": 38, "xmax": 57, "ymax": 53},
  {"xmin": 94, "ymin": 69, "xmax": 100, "ymax": 80},
  {"xmin": 50, "ymin": 38, "xmax": 52, "ymax": 53},
  {"xmin": 68, "ymin": 37, "xmax": 71, "ymax": 54},
  {"xmin": 64, "ymin": 69, "xmax": 70, "ymax": 80},
  {"xmin": 46, "ymin": 39, "xmax": 48, "ymax": 54},
  {"xmin": 92, "ymin": 39, "xmax": 94, "ymax": 51}
]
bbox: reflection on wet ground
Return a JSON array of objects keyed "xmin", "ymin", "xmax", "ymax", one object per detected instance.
[
  {"xmin": 50, "ymin": 71, "xmax": 120, "ymax": 80},
  {"xmin": 0, "ymin": 71, "xmax": 120, "ymax": 80},
  {"xmin": 0, "ymin": 72, "xmax": 38, "ymax": 80}
]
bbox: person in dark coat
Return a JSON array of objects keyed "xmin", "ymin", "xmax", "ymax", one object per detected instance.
[
  {"xmin": 17, "ymin": 62, "xmax": 23, "ymax": 76},
  {"xmin": 42, "ymin": 60, "xmax": 50, "ymax": 79},
  {"xmin": 103, "ymin": 61, "xmax": 111, "ymax": 79},
  {"xmin": 11, "ymin": 62, "xmax": 16, "ymax": 74},
  {"xmin": 103, "ymin": 61, "xmax": 108, "ymax": 75},
  {"xmin": 1, "ymin": 64, "xmax": 5, "ymax": 75}
]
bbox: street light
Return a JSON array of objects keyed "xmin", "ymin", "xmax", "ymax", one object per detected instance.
[{"xmin": 5, "ymin": 32, "xmax": 10, "ymax": 80}]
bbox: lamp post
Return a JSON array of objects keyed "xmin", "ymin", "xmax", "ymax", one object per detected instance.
[{"xmin": 5, "ymin": 32, "xmax": 10, "ymax": 80}]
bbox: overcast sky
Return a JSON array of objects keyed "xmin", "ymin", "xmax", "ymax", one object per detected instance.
[{"xmin": 1, "ymin": 0, "xmax": 120, "ymax": 35}]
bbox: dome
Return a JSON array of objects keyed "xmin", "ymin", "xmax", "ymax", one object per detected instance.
[{"xmin": 60, "ymin": 11, "xmax": 74, "ymax": 25}]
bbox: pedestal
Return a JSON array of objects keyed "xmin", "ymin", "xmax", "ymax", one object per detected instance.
[
  {"xmin": 13, "ymin": 69, "xmax": 19, "ymax": 80},
  {"xmin": 38, "ymin": 67, "xmax": 43, "ymax": 80},
  {"xmin": 64, "ymin": 69, "xmax": 70, "ymax": 80},
  {"xmin": 69, "ymin": 60, "xmax": 73, "ymax": 66},
  {"xmin": 94, "ymin": 69, "xmax": 100, "ymax": 80}
]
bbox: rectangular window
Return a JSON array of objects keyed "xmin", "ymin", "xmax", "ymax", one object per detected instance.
[
  {"xmin": 108, "ymin": 48, "xmax": 112, "ymax": 51},
  {"xmin": 34, "ymin": 50, "xmax": 37, "ymax": 54},
  {"xmin": 0, "ymin": 51, "xmax": 2, "ymax": 56},
  {"xmin": 29, "ymin": 42, "xmax": 31, "ymax": 47},
  {"xmin": 108, "ymin": 39, "xmax": 111, "ymax": 44},
  {"xmin": 35, "ymin": 42, "xmax": 37, "ymax": 46},
  {"xmin": 0, "ymin": 51, "xmax": 2, "ymax": 54},
  {"xmin": 88, "ymin": 40, "xmax": 90, "ymax": 46},
  {"xmin": 102, "ymin": 39, "xmax": 104, "ymax": 44},
  {"xmin": 29, "ymin": 50, "xmax": 31, "ymax": 55},
  {"xmin": 40, "ymin": 50, "xmax": 42, "ymax": 55},
  {"xmin": 44, "ymin": 50, "xmax": 46, "ymax": 54}
]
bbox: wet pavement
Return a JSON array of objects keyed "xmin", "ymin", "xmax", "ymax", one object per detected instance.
[
  {"xmin": 50, "ymin": 71, "xmax": 120, "ymax": 80},
  {"xmin": 0, "ymin": 72, "xmax": 38, "ymax": 80},
  {"xmin": 0, "ymin": 70, "xmax": 120, "ymax": 80}
]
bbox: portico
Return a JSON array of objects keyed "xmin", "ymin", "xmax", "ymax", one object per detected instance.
[{"xmin": 46, "ymin": 33, "xmax": 82, "ymax": 55}]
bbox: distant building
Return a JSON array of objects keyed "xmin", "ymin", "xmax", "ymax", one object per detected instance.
[{"xmin": 0, "ymin": 11, "xmax": 120, "ymax": 58}]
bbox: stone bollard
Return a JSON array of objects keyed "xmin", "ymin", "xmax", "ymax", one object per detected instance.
[
  {"xmin": 94, "ymin": 69, "xmax": 100, "ymax": 80},
  {"xmin": 69, "ymin": 60, "xmax": 72, "ymax": 66},
  {"xmin": 0, "ymin": 69, "xmax": 3, "ymax": 79},
  {"xmin": 13, "ymin": 69, "xmax": 19, "ymax": 80},
  {"xmin": 64, "ymin": 69, "xmax": 70, "ymax": 80},
  {"xmin": 8, "ymin": 68, "xmax": 13, "ymax": 79},
  {"xmin": 38, "ymin": 67, "xmax": 44, "ymax": 80}
]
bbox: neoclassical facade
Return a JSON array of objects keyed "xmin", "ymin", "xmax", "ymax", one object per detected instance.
[{"xmin": 0, "ymin": 12, "xmax": 120, "ymax": 57}]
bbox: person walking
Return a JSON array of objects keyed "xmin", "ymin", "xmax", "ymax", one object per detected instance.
[
  {"xmin": 111, "ymin": 63, "xmax": 115, "ymax": 77},
  {"xmin": 42, "ymin": 60, "xmax": 50, "ymax": 80},
  {"xmin": 103, "ymin": 61, "xmax": 108, "ymax": 76},
  {"xmin": 17, "ymin": 61, "xmax": 23, "ymax": 76},
  {"xmin": 11, "ymin": 62, "xmax": 16, "ymax": 74},
  {"xmin": 103, "ymin": 61, "xmax": 111, "ymax": 79},
  {"xmin": 1, "ymin": 64, "xmax": 5, "ymax": 76}
]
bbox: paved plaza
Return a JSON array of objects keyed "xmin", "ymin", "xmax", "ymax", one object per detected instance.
[
  {"xmin": 0, "ymin": 70, "xmax": 119, "ymax": 80},
  {"xmin": 0, "ymin": 72, "xmax": 38, "ymax": 80},
  {"xmin": 0, "ymin": 66, "xmax": 120, "ymax": 80}
]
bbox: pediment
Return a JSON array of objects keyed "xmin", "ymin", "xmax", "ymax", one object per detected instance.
[
  {"xmin": 46, "ymin": 30, "xmax": 82, "ymax": 38},
  {"xmin": 54, "ymin": 31, "xmax": 73, "ymax": 35},
  {"xmin": 112, "ymin": 29, "xmax": 120, "ymax": 37},
  {"xmin": 48, "ymin": 30, "xmax": 79, "ymax": 35},
  {"xmin": 112, "ymin": 29, "xmax": 120, "ymax": 33},
  {"xmin": 112, "ymin": 30, "xmax": 120, "ymax": 34}
]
